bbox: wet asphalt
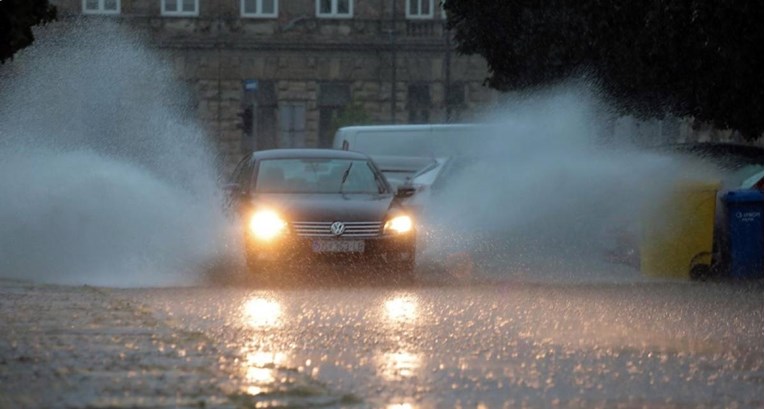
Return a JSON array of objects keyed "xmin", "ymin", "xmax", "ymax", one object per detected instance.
[
  {"xmin": 1, "ymin": 267, "xmax": 762, "ymax": 409},
  {"xmin": 119, "ymin": 273, "xmax": 763, "ymax": 409}
]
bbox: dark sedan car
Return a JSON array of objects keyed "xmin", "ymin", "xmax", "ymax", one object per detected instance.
[{"xmin": 226, "ymin": 149, "xmax": 417, "ymax": 280}]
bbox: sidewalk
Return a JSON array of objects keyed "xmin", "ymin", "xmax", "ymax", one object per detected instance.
[{"xmin": 0, "ymin": 280, "xmax": 232, "ymax": 409}]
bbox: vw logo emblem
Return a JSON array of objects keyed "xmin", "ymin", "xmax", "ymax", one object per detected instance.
[{"xmin": 330, "ymin": 222, "xmax": 346, "ymax": 236}]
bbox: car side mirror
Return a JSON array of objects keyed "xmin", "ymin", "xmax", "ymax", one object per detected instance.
[{"xmin": 396, "ymin": 184, "xmax": 416, "ymax": 198}]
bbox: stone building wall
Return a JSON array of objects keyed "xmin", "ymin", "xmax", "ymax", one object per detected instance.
[{"xmin": 49, "ymin": 0, "xmax": 498, "ymax": 173}]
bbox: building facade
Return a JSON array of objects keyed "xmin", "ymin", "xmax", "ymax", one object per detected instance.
[{"xmin": 50, "ymin": 0, "xmax": 498, "ymax": 171}]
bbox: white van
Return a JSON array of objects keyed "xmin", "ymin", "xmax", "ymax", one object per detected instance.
[
  {"xmin": 333, "ymin": 123, "xmax": 507, "ymax": 188},
  {"xmin": 332, "ymin": 124, "xmax": 497, "ymax": 157}
]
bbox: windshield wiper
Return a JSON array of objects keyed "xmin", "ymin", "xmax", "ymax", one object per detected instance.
[{"xmin": 339, "ymin": 162, "xmax": 353, "ymax": 193}]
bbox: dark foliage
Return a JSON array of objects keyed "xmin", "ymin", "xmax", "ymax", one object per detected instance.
[
  {"xmin": 445, "ymin": 0, "xmax": 763, "ymax": 140},
  {"xmin": 0, "ymin": 0, "xmax": 57, "ymax": 63}
]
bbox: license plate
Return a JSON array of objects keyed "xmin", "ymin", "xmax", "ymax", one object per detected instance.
[{"xmin": 312, "ymin": 239, "xmax": 365, "ymax": 253}]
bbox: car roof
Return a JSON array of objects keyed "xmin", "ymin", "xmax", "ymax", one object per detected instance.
[
  {"xmin": 370, "ymin": 155, "xmax": 438, "ymax": 172},
  {"xmin": 337, "ymin": 123, "xmax": 487, "ymax": 132},
  {"xmin": 250, "ymin": 148, "xmax": 372, "ymax": 161}
]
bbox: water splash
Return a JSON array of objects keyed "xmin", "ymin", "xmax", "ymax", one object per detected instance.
[
  {"xmin": 419, "ymin": 82, "xmax": 723, "ymax": 282},
  {"xmin": 0, "ymin": 21, "xmax": 232, "ymax": 286}
]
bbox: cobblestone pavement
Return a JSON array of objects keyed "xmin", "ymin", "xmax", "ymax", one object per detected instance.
[
  {"xmin": 0, "ymin": 279, "xmax": 357, "ymax": 409},
  {"xmin": 0, "ymin": 280, "xmax": 235, "ymax": 409}
]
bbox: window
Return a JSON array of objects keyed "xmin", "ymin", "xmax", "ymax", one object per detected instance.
[
  {"xmin": 318, "ymin": 83, "xmax": 351, "ymax": 148},
  {"xmin": 408, "ymin": 84, "xmax": 431, "ymax": 124},
  {"xmin": 446, "ymin": 82, "xmax": 466, "ymax": 121},
  {"xmin": 242, "ymin": 80, "xmax": 278, "ymax": 151},
  {"xmin": 83, "ymin": 0, "xmax": 120, "ymax": 14},
  {"xmin": 316, "ymin": 0, "xmax": 353, "ymax": 18},
  {"xmin": 279, "ymin": 102, "xmax": 306, "ymax": 148},
  {"xmin": 162, "ymin": 0, "xmax": 198, "ymax": 16},
  {"xmin": 242, "ymin": 0, "xmax": 278, "ymax": 18},
  {"xmin": 406, "ymin": 0, "xmax": 434, "ymax": 19}
]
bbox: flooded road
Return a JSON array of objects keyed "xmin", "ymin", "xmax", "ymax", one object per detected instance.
[
  {"xmin": 1, "ymin": 13, "xmax": 761, "ymax": 409},
  {"xmin": 112, "ymin": 278, "xmax": 762, "ymax": 408}
]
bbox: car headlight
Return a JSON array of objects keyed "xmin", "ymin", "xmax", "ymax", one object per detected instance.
[
  {"xmin": 249, "ymin": 210, "xmax": 287, "ymax": 240},
  {"xmin": 384, "ymin": 215, "xmax": 413, "ymax": 235}
]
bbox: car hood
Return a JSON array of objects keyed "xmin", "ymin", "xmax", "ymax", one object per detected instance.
[{"xmin": 250, "ymin": 193, "xmax": 396, "ymax": 222}]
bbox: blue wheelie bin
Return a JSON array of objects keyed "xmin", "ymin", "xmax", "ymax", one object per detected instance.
[{"xmin": 720, "ymin": 190, "xmax": 764, "ymax": 279}]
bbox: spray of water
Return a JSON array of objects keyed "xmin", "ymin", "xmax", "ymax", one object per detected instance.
[
  {"xmin": 419, "ymin": 82, "xmax": 724, "ymax": 282},
  {"xmin": 0, "ymin": 21, "xmax": 233, "ymax": 287},
  {"xmin": 0, "ymin": 21, "xmax": 727, "ymax": 286}
]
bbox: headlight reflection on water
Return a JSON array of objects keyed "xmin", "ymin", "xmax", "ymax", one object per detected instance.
[
  {"xmin": 387, "ymin": 403, "xmax": 417, "ymax": 409},
  {"xmin": 383, "ymin": 294, "xmax": 419, "ymax": 324},
  {"xmin": 380, "ymin": 351, "xmax": 422, "ymax": 380},
  {"xmin": 242, "ymin": 296, "xmax": 282, "ymax": 329},
  {"xmin": 379, "ymin": 294, "xmax": 423, "ymax": 383},
  {"xmin": 247, "ymin": 350, "xmax": 288, "ymax": 367},
  {"xmin": 240, "ymin": 297, "xmax": 289, "ymax": 396},
  {"xmin": 242, "ymin": 351, "xmax": 289, "ymax": 396}
]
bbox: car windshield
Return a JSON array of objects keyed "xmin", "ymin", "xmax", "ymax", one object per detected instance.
[
  {"xmin": 254, "ymin": 158, "xmax": 384, "ymax": 194},
  {"xmin": 381, "ymin": 170, "xmax": 415, "ymax": 188}
]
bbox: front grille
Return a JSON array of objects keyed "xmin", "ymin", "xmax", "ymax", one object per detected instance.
[{"xmin": 291, "ymin": 221, "xmax": 382, "ymax": 238}]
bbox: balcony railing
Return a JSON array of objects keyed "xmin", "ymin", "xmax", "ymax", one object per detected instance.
[
  {"xmin": 405, "ymin": 20, "xmax": 445, "ymax": 38},
  {"xmin": 71, "ymin": 14, "xmax": 449, "ymax": 43}
]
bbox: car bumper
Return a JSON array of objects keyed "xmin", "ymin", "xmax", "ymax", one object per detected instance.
[{"xmin": 244, "ymin": 233, "xmax": 416, "ymax": 266}]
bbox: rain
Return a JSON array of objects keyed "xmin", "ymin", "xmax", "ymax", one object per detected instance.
[{"xmin": 0, "ymin": 2, "xmax": 762, "ymax": 408}]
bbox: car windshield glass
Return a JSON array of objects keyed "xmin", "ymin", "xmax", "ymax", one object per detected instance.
[
  {"xmin": 254, "ymin": 158, "xmax": 383, "ymax": 194},
  {"xmin": 381, "ymin": 170, "xmax": 415, "ymax": 187}
]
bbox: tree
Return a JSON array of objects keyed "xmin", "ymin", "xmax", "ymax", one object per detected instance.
[
  {"xmin": 330, "ymin": 100, "xmax": 373, "ymax": 135},
  {"xmin": 0, "ymin": 0, "xmax": 57, "ymax": 63},
  {"xmin": 445, "ymin": 0, "xmax": 763, "ymax": 140}
]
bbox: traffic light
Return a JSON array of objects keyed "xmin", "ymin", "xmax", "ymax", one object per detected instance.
[{"xmin": 238, "ymin": 105, "xmax": 253, "ymax": 135}]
